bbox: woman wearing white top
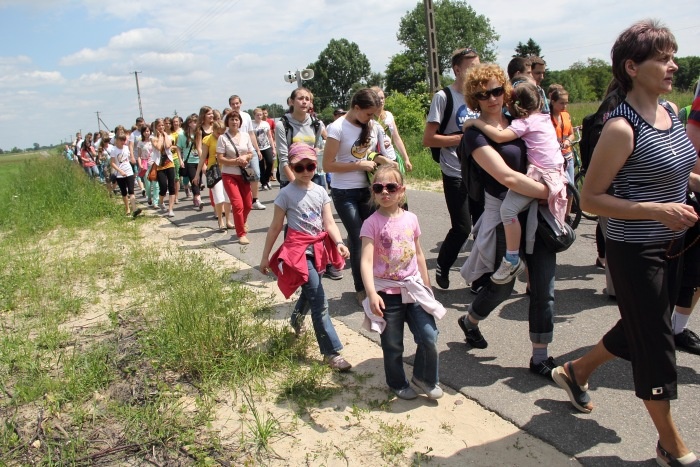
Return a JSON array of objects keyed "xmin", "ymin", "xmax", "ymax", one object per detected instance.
[
  {"xmin": 323, "ymin": 88, "xmax": 396, "ymax": 305},
  {"xmin": 217, "ymin": 111, "xmax": 254, "ymax": 244}
]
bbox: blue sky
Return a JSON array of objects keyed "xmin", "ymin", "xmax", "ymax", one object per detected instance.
[{"xmin": 1, "ymin": 0, "xmax": 699, "ymax": 150}]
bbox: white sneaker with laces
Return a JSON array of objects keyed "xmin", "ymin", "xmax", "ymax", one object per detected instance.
[
  {"xmin": 491, "ymin": 257, "xmax": 525, "ymax": 284},
  {"xmin": 252, "ymin": 200, "xmax": 266, "ymax": 210}
]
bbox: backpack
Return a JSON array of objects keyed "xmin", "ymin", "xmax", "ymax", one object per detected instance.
[
  {"xmin": 280, "ymin": 115, "xmax": 322, "ymax": 149},
  {"xmin": 430, "ymin": 86, "xmax": 454, "ymax": 163},
  {"xmin": 579, "ymin": 90, "xmax": 624, "ymax": 171}
]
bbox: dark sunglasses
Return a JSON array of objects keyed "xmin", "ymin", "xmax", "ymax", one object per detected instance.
[
  {"xmin": 474, "ymin": 86, "xmax": 505, "ymax": 101},
  {"xmin": 372, "ymin": 183, "xmax": 402, "ymax": 194},
  {"xmin": 292, "ymin": 162, "xmax": 317, "ymax": 173}
]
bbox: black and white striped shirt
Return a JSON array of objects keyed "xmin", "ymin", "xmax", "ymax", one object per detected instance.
[{"xmin": 607, "ymin": 101, "xmax": 697, "ymax": 243}]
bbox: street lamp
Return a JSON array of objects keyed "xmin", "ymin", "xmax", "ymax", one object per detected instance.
[{"xmin": 284, "ymin": 69, "xmax": 314, "ymax": 88}]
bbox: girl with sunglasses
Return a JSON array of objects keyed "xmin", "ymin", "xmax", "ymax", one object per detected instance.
[
  {"xmin": 464, "ymin": 81, "xmax": 567, "ymax": 284},
  {"xmin": 360, "ymin": 166, "xmax": 445, "ymax": 400},
  {"xmin": 260, "ymin": 143, "xmax": 352, "ymax": 372}
]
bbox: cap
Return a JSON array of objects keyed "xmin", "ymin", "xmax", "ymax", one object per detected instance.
[
  {"xmin": 333, "ymin": 108, "xmax": 347, "ymax": 116},
  {"xmin": 288, "ymin": 142, "xmax": 317, "ymax": 164}
]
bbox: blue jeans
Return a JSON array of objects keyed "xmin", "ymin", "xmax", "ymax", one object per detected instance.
[
  {"xmin": 331, "ymin": 187, "xmax": 373, "ymax": 291},
  {"xmin": 379, "ymin": 293, "xmax": 439, "ymax": 390},
  {"xmin": 291, "ymin": 258, "xmax": 343, "ymax": 356},
  {"xmin": 469, "ymin": 222, "xmax": 556, "ymax": 344}
]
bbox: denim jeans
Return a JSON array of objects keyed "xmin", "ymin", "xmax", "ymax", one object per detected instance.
[
  {"xmin": 331, "ymin": 187, "xmax": 373, "ymax": 291},
  {"xmin": 379, "ymin": 293, "xmax": 439, "ymax": 390},
  {"xmin": 437, "ymin": 173, "xmax": 473, "ymax": 275},
  {"xmin": 291, "ymin": 258, "xmax": 343, "ymax": 356},
  {"xmin": 469, "ymin": 221, "xmax": 556, "ymax": 344}
]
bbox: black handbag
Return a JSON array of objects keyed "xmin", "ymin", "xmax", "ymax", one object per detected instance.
[
  {"xmin": 205, "ymin": 162, "xmax": 222, "ymax": 188},
  {"xmin": 536, "ymin": 206, "xmax": 576, "ymax": 253}
]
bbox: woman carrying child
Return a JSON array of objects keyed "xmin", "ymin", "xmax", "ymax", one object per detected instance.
[
  {"xmin": 360, "ymin": 165, "xmax": 445, "ymax": 399},
  {"xmin": 260, "ymin": 143, "xmax": 352, "ymax": 371},
  {"xmin": 464, "ymin": 81, "xmax": 567, "ymax": 284}
]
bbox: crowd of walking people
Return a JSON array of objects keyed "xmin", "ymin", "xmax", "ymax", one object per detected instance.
[{"xmin": 63, "ymin": 18, "xmax": 700, "ymax": 465}]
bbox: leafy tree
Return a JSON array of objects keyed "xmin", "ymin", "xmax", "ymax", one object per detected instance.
[
  {"xmin": 33, "ymin": 143, "xmax": 40, "ymax": 150},
  {"xmin": 306, "ymin": 38, "xmax": 371, "ymax": 110},
  {"xmin": 385, "ymin": 51, "xmax": 426, "ymax": 94},
  {"xmin": 366, "ymin": 72, "xmax": 385, "ymax": 89},
  {"xmin": 544, "ymin": 58, "xmax": 612, "ymax": 102},
  {"xmin": 396, "ymin": 0, "xmax": 499, "ymax": 77},
  {"xmin": 514, "ymin": 38, "xmax": 542, "ymax": 58},
  {"xmin": 384, "ymin": 91, "xmax": 427, "ymax": 136},
  {"xmin": 260, "ymin": 103, "xmax": 286, "ymax": 118},
  {"xmin": 674, "ymin": 56, "xmax": 700, "ymax": 92},
  {"xmin": 10, "ymin": 147, "xmax": 22, "ymax": 153}
]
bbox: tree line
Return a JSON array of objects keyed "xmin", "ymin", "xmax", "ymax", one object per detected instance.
[{"xmin": 264, "ymin": 0, "xmax": 698, "ymax": 120}]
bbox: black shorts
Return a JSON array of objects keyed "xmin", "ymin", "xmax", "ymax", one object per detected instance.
[
  {"xmin": 603, "ymin": 238, "xmax": 681, "ymax": 401},
  {"xmin": 116, "ymin": 175, "xmax": 135, "ymax": 197}
]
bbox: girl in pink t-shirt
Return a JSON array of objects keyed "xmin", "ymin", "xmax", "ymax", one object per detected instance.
[
  {"xmin": 360, "ymin": 166, "xmax": 442, "ymax": 400},
  {"xmin": 464, "ymin": 81, "xmax": 567, "ymax": 284}
]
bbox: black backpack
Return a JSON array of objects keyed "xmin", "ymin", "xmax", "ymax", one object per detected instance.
[
  {"xmin": 280, "ymin": 115, "xmax": 322, "ymax": 148},
  {"xmin": 430, "ymin": 86, "xmax": 454, "ymax": 163},
  {"xmin": 579, "ymin": 90, "xmax": 624, "ymax": 171}
]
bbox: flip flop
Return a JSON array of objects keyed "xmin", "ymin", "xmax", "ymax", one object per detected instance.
[{"xmin": 552, "ymin": 362, "xmax": 593, "ymax": 413}]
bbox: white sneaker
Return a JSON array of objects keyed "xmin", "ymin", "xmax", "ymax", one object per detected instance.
[
  {"xmin": 491, "ymin": 257, "xmax": 525, "ymax": 284},
  {"xmin": 252, "ymin": 200, "xmax": 266, "ymax": 210},
  {"xmin": 168, "ymin": 211, "xmax": 175, "ymax": 218}
]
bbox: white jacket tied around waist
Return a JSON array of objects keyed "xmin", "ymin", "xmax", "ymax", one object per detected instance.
[{"xmin": 362, "ymin": 275, "xmax": 446, "ymax": 334}]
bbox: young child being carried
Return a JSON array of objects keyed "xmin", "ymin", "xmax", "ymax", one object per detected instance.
[
  {"xmin": 464, "ymin": 81, "xmax": 567, "ymax": 284},
  {"xmin": 360, "ymin": 166, "xmax": 446, "ymax": 400},
  {"xmin": 259, "ymin": 143, "xmax": 352, "ymax": 372}
]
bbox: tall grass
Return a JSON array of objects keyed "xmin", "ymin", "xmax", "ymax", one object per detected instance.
[{"xmin": 0, "ymin": 155, "xmax": 122, "ymax": 236}]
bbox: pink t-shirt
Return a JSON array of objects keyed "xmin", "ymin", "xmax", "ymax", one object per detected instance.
[
  {"xmin": 360, "ymin": 210, "xmax": 421, "ymax": 284},
  {"xmin": 508, "ymin": 113, "xmax": 564, "ymax": 169}
]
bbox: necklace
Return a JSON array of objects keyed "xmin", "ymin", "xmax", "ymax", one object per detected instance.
[
  {"xmin": 480, "ymin": 116, "xmax": 503, "ymax": 128},
  {"xmin": 666, "ymin": 111, "xmax": 676, "ymax": 157}
]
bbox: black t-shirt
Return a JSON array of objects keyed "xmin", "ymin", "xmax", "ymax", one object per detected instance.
[{"xmin": 462, "ymin": 127, "xmax": 527, "ymax": 199}]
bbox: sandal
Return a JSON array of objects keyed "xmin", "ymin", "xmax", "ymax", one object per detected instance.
[
  {"xmin": 657, "ymin": 441, "xmax": 700, "ymax": 467},
  {"xmin": 552, "ymin": 362, "xmax": 593, "ymax": 413}
]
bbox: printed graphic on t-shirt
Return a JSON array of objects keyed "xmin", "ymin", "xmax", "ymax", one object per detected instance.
[
  {"xmin": 455, "ymin": 104, "xmax": 480, "ymax": 132},
  {"xmin": 350, "ymin": 137, "xmax": 373, "ymax": 159},
  {"xmin": 375, "ymin": 223, "xmax": 416, "ymax": 280}
]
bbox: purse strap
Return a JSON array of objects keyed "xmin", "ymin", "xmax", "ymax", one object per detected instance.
[{"xmin": 224, "ymin": 132, "xmax": 241, "ymax": 159}]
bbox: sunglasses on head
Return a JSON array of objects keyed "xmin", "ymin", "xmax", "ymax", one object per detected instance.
[
  {"xmin": 474, "ymin": 86, "xmax": 505, "ymax": 101},
  {"xmin": 292, "ymin": 162, "xmax": 317, "ymax": 173},
  {"xmin": 372, "ymin": 183, "xmax": 402, "ymax": 194}
]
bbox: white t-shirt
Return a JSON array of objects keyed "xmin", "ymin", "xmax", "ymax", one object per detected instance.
[
  {"xmin": 252, "ymin": 120, "xmax": 272, "ymax": 150},
  {"xmin": 239, "ymin": 111, "xmax": 253, "ymax": 133},
  {"xmin": 109, "ymin": 145, "xmax": 133, "ymax": 178},
  {"xmin": 326, "ymin": 117, "xmax": 391, "ymax": 189}
]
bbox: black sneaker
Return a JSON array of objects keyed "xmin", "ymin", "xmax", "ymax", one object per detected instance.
[
  {"xmin": 530, "ymin": 356, "xmax": 556, "ymax": 380},
  {"xmin": 435, "ymin": 268, "xmax": 449, "ymax": 289},
  {"xmin": 457, "ymin": 315, "xmax": 488, "ymax": 349},
  {"xmin": 323, "ymin": 264, "xmax": 344, "ymax": 281},
  {"xmin": 132, "ymin": 208, "xmax": 142, "ymax": 218},
  {"xmin": 675, "ymin": 328, "xmax": 700, "ymax": 355},
  {"xmin": 470, "ymin": 283, "xmax": 484, "ymax": 295}
]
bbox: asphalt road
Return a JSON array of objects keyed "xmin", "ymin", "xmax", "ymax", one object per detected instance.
[{"xmin": 162, "ymin": 181, "xmax": 700, "ymax": 466}]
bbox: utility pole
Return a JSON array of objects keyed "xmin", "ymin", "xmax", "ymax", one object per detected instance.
[
  {"xmin": 96, "ymin": 111, "xmax": 101, "ymax": 132},
  {"xmin": 424, "ymin": 0, "xmax": 440, "ymax": 94},
  {"xmin": 131, "ymin": 71, "xmax": 144, "ymax": 120}
]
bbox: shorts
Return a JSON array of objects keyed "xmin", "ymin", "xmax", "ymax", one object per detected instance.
[
  {"xmin": 116, "ymin": 175, "xmax": 135, "ymax": 197},
  {"xmin": 210, "ymin": 179, "xmax": 230, "ymax": 205}
]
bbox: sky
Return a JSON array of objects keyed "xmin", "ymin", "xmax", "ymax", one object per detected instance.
[{"xmin": 1, "ymin": 0, "xmax": 699, "ymax": 150}]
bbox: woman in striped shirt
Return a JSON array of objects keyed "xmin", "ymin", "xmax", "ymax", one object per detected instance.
[{"xmin": 552, "ymin": 20, "xmax": 700, "ymax": 466}]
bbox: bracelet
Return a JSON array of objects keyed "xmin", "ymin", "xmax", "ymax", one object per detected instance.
[{"xmin": 336, "ymin": 241, "xmax": 345, "ymax": 246}]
